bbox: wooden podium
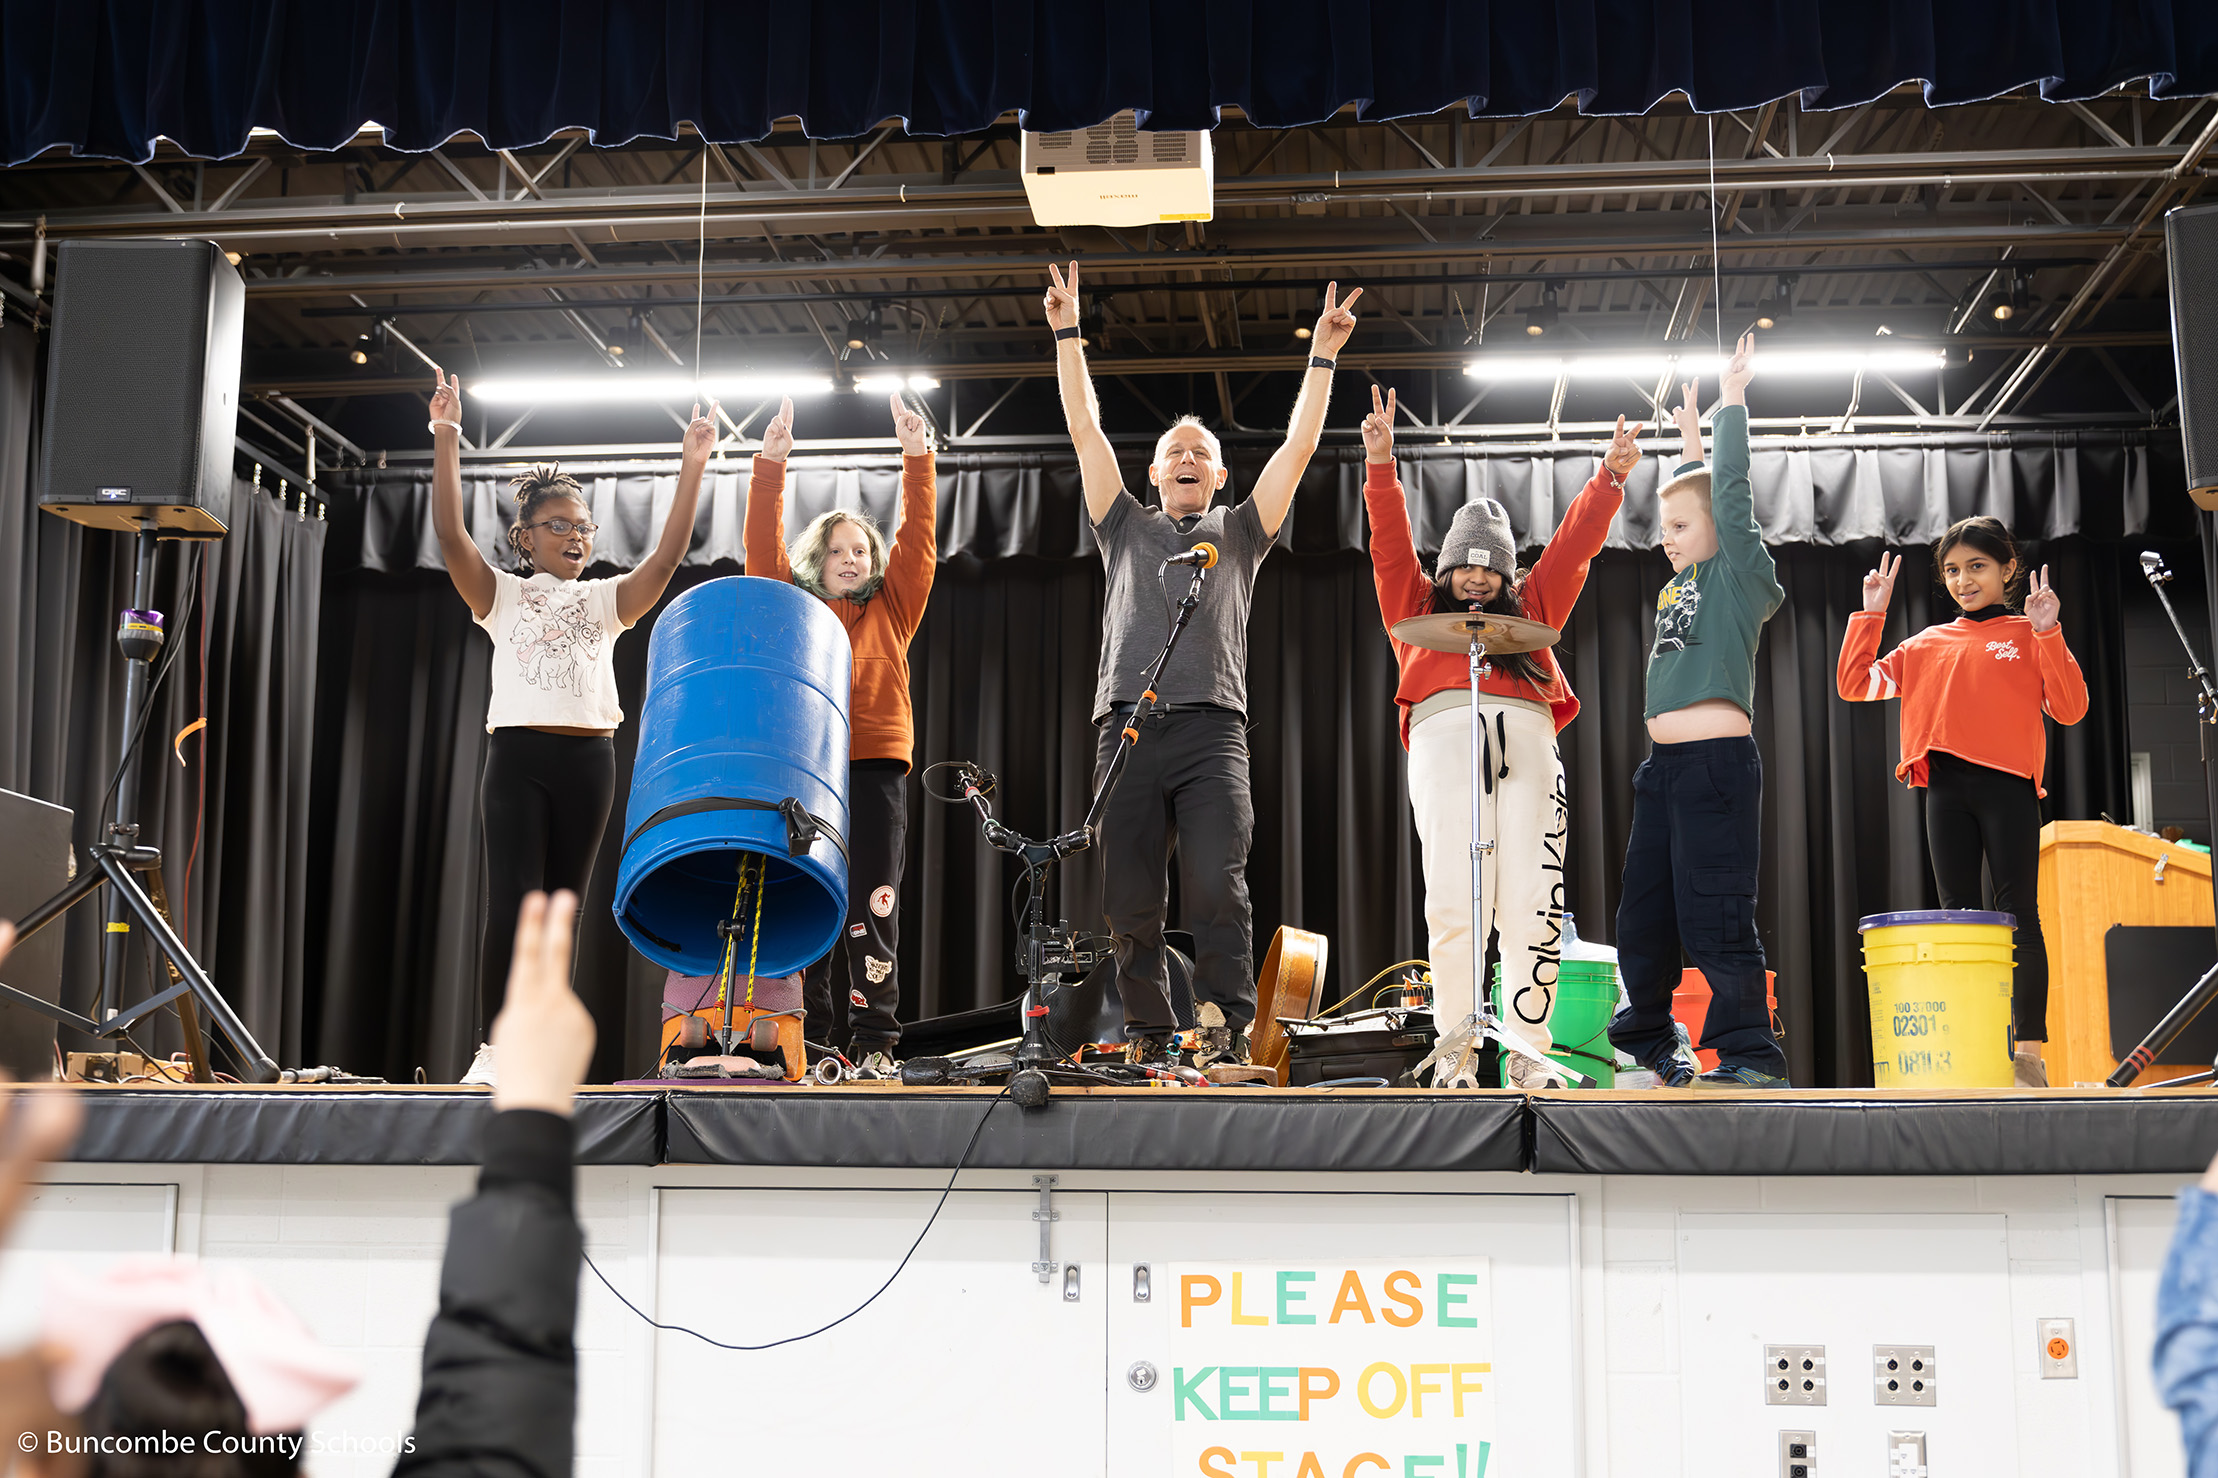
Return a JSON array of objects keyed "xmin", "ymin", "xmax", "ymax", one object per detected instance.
[{"xmin": 2039, "ymin": 820, "xmax": 2214, "ymax": 1088}]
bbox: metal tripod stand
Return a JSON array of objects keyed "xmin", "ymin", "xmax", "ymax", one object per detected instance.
[{"xmin": 0, "ymin": 519, "xmax": 279, "ymax": 1083}]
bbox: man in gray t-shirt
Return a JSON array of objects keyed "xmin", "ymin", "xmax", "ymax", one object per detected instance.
[{"xmin": 1044, "ymin": 260, "xmax": 1363, "ymax": 1070}]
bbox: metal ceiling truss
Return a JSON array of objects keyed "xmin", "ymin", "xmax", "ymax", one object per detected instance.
[{"xmin": 0, "ymin": 90, "xmax": 2202, "ymax": 450}]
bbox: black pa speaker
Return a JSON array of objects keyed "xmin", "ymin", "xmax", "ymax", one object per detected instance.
[
  {"xmin": 38, "ymin": 238, "xmax": 244, "ymax": 535},
  {"xmin": 2167, "ymin": 203, "xmax": 2218, "ymax": 511}
]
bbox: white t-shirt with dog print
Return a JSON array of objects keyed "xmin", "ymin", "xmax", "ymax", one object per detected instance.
[{"xmin": 476, "ymin": 570, "xmax": 632, "ymax": 732}]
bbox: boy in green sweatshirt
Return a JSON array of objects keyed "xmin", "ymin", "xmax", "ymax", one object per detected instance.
[{"xmin": 1608, "ymin": 333, "xmax": 1792, "ymax": 1088}]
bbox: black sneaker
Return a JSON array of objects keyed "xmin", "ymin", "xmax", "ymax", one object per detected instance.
[
  {"xmin": 1189, "ymin": 1003, "xmax": 1250, "ymax": 1070},
  {"xmin": 1126, "ymin": 1032, "xmax": 1181, "ymax": 1070},
  {"xmin": 1640, "ymin": 1022, "xmax": 1701, "ymax": 1088},
  {"xmin": 1694, "ymin": 1062, "xmax": 1792, "ymax": 1089}
]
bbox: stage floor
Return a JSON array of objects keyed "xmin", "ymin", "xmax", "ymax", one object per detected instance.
[{"xmin": 55, "ymin": 1080, "xmax": 2218, "ymax": 1177}]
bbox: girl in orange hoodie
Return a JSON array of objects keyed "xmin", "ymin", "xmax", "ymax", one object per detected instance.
[
  {"xmin": 744, "ymin": 393, "xmax": 938, "ymax": 1077},
  {"xmin": 1837, "ymin": 516, "xmax": 2088, "ymax": 1087}
]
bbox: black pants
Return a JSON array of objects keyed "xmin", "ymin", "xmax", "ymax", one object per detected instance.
[
  {"xmin": 803, "ymin": 760, "xmax": 909, "ymax": 1053},
  {"xmin": 1095, "ymin": 707, "xmax": 1256, "ymax": 1037},
  {"xmin": 1924, "ymin": 750, "xmax": 2049, "ymax": 1041},
  {"xmin": 478, "ymin": 728, "xmax": 617, "ymax": 1034},
  {"xmin": 1609, "ymin": 735, "xmax": 1789, "ymax": 1077}
]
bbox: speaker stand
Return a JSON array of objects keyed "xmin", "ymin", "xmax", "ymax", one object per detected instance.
[{"xmin": 0, "ymin": 519, "xmax": 278, "ymax": 1083}]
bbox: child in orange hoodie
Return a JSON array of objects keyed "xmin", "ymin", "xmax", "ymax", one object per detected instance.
[
  {"xmin": 745, "ymin": 393, "xmax": 938, "ymax": 1077},
  {"xmin": 1837, "ymin": 516, "xmax": 2088, "ymax": 1087}
]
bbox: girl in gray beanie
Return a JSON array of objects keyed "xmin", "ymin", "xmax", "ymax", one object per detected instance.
[{"xmin": 1363, "ymin": 385, "xmax": 1645, "ymax": 1087}]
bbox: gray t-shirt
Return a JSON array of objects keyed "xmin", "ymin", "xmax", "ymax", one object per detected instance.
[{"xmin": 1091, "ymin": 491, "xmax": 1276, "ymax": 721}]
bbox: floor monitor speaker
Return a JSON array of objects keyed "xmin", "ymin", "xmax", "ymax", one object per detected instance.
[{"xmin": 37, "ymin": 238, "xmax": 243, "ymax": 535}]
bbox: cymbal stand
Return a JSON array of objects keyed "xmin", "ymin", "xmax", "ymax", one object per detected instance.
[{"xmin": 1410, "ymin": 617, "xmax": 1589, "ymax": 1089}]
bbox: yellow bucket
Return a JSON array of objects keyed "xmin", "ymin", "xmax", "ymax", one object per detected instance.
[{"xmin": 1860, "ymin": 910, "xmax": 2017, "ymax": 1088}]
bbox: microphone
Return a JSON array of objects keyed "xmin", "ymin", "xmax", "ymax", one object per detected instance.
[
  {"xmin": 1165, "ymin": 542, "xmax": 1219, "ymax": 569},
  {"xmin": 2143, "ymin": 550, "xmax": 2171, "ymax": 584}
]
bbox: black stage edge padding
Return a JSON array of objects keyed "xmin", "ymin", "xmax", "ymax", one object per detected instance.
[
  {"xmin": 665, "ymin": 1090, "xmax": 1527, "ymax": 1172},
  {"xmin": 67, "ymin": 1090, "xmax": 662, "ymax": 1167},
  {"xmin": 1529, "ymin": 1093, "xmax": 2218, "ymax": 1177}
]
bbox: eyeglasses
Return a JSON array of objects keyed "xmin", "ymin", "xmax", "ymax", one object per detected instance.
[{"xmin": 528, "ymin": 518, "xmax": 599, "ymax": 538}]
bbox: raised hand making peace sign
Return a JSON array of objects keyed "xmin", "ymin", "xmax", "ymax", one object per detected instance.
[
  {"xmin": 2025, "ymin": 564, "xmax": 2060, "ymax": 632},
  {"xmin": 1311, "ymin": 282, "xmax": 1364, "ymax": 358},
  {"xmin": 1602, "ymin": 414, "xmax": 1648, "ymax": 479},
  {"xmin": 760, "ymin": 397, "xmax": 796, "ymax": 463},
  {"xmin": 1862, "ymin": 550, "xmax": 1901, "ymax": 615},
  {"xmin": 1044, "ymin": 261, "xmax": 1081, "ymax": 334},
  {"xmin": 1362, "ymin": 385, "xmax": 1396, "ymax": 464}
]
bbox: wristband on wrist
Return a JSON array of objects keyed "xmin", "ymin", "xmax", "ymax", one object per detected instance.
[
  {"xmin": 1054, "ymin": 325, "xmax": 1081, "ymax": 341},
  {"xmin": 1309, "ymin": 355, "xmax": 1336, "ymax": 370},
  {"xmin": 429, "ymin": 419, "xmax": 461, "ymax": 433}
]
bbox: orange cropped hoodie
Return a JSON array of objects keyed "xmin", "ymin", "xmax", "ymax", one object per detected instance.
[
  {"xmin": 1836, "ymin": 608, "xmax": 2088, "ymax": 796},
  {"xmin": 744, "ymin": 453, "xmax": 937, "ymax": 768}
]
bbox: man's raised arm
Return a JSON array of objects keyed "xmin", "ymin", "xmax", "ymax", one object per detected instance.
[
  {"xmin": 1045, "ymin": 261, "xmax": 1125, "ymax": 524},
  {"xmin": 1248, "ymin": 283, "xmax": 1363, "ymax": 539}
]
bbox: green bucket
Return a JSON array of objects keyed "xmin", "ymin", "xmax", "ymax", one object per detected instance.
[{"xmin": 1490, "ymin": 960, "xmax": 1619, "ymax": 1087}]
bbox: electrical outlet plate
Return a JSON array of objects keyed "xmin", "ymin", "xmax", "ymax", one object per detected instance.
[
  {"xmin": 1777, "ymin": 1429, "xmax": 1817, "ymax": 1478},
  {"xmin": 1886, "ymin": 1430, "xmax": 1928, "ymax": 1478},
  {"xmin": 1873, "ymin": 1345, "xmax": 1937, "ymax": 1406},
  {"xmin": 1764, "ymin": 1344, "xmax": 1827, "ymax": 1405},
  {"xmin": 2039, "ymin": 1316, "xmax": 2079, "ymax": 1378}
]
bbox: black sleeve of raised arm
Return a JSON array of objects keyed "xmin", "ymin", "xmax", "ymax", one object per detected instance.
[{"xmin": 394, "ymin": 1109, "xmax": 580, "ymax": 1478}]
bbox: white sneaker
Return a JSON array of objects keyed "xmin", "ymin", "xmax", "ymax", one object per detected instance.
[
  {"xmin": 849, "ymin": 1050, "xmax": 900, "ymax": 1080},
  {"xmin": 460, "ymin": 1044, "xmax": 498, "ymax": 1088},
  {"xmin": 1506, "ymin": 1053, "xmax": 1567, "ymax": 1090}
]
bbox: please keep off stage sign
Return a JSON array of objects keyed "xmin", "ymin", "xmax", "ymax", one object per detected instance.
[{"xmin": 1170, "ymin": 1263, "xmax": 1496, "ymax": 1478}]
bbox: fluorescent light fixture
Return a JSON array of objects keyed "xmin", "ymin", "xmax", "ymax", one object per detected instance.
[
  {"xmin": 469, "ymin": 374, "xmax": 839, "ymax": 403},
  {"xmin": 1462, "ymin": 348, "xmax": 1947, "ymax": 381},
  {"xmin": 853, "ymin": 375, "xmax": 941, "ymax": 393}
]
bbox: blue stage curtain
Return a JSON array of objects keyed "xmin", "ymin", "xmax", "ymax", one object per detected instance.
[{"xmin": 4, "ymin": 0, "xmax": 2214, "ymax": 166}]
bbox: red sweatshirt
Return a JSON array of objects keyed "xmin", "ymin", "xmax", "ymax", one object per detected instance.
[
  {"xmin": 1365, "ymin": 460, "xmax": 1623, "ymax": 747},
  {"xmin": 1836, "ymin": 609, "xmax": 2088, "ymax": 796},
  {"xmin": 745, "ymin": 454, "xmax": 937, "ymax": 768}
]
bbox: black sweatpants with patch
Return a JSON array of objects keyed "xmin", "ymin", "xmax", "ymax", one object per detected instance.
[{"xmin": 804, "ymin": 760, "xmax": 909, "ymax": 1053}]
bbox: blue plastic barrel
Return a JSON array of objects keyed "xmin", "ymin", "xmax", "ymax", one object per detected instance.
[{"xmin": 613, "ymin": 577, "xmax": 852, "ymax": 977}]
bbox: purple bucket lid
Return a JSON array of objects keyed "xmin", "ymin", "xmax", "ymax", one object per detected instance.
[{"xmin": 1859, "ymin": 909, "xmax": 2015, "ymax": 931}]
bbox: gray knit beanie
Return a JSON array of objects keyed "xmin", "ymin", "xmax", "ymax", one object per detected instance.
[{"xmin": 1436, "ymin": 499, "xmax": 1516, "ymax": 584}]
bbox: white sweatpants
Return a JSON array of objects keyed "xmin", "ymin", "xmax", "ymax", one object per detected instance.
[{"xmin": 1408, "ymin": 700, "xmax": 1568, "ymax": 1054}]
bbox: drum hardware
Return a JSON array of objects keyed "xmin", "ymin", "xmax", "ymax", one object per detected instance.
[{"xmin": 1389, "ymin": 606, "xmax": 1588, "ymax": 1089}]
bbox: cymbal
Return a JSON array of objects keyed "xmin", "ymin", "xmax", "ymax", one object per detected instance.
[{"xmin": 1389, "ymin": 611, "xmax": 1562, "ymax": 656}]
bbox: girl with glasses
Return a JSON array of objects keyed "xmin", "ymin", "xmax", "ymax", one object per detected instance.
[{"xmin": 428, "ymin": 371, "xmax": 715, "ymax": 1085}]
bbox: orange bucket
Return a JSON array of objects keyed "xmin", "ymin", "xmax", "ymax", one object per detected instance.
[{"xmin": 1672, "ymin": 969, "xmax": 1780, "ymax": 1071}]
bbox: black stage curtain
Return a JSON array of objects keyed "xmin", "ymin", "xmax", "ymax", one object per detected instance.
[
  {"xmin": 8, "ymin": 1, "xmax": 2217, "ymax": 164},
  {"xmin": 0, "ymin": 314, "xmax": 326, "ymax": 1071},
  {"xmin": 309, "ymin": 439, "xmax": 2154, "ymax": 1087}
]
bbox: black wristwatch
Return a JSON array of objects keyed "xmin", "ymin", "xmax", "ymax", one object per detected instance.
[
  {"xmin": 1055, "ymin": 326, "xmax": 1082, "ymax": 341},
  {"xmin": 1309, "ymin": 355, "xmax": 1336, "ymax": 370}
]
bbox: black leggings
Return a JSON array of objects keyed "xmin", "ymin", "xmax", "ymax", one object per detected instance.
[
  {"xmin": 1923, "ymin": 750, "xmax": 2048, "ymax": 1042},
  {"xmin": 478, "ymin": 728, "xmax": 617, "ymax": 1034}
]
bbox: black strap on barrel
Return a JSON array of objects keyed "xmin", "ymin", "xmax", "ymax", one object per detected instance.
[{"xmin": 622, "ymin": 796, "xmax": 849, "ymax": 865}]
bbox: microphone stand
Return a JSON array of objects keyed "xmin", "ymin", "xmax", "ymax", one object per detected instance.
[
  {"xmin": 2108, "ymin": 549, "xmax": 2218, "ymax": 1086},
  {"xmin": 938, "ymin": 555, "xmax": 1215, "ymax": 1107}
]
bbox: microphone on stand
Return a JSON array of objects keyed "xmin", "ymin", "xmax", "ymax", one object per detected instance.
[
  {"xmin": 2143, "ymin": 550, "xmax": 2172, "ymax": 586},
  {"xmin": 1164, "ymin": 542, "xmax": 1219, "ymax": 569}
]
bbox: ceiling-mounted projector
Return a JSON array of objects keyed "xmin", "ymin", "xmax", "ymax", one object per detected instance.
[{"xmin": 1020, "ymin": 112, "xmax": 1214, "ymax": 228}]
